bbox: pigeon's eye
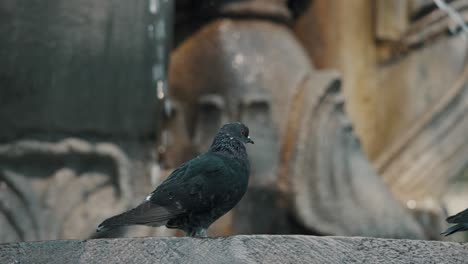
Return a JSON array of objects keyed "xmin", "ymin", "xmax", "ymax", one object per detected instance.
[{"xmin": 241, "ymin": 130, "xmax": 248, "ymax": 137}]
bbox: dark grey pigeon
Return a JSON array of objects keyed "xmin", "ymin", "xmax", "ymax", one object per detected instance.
[
  {"xmin": 97, "ymin": 122, "xmax": 253, "ymax": 237},
  {"xmin": 441, "ymin": 207, "xmax": 468, "ymax": 236}
]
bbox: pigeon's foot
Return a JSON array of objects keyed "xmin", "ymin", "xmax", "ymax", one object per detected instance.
[
  {"xmin": 187, "ymin": 228, "xmax": 208, "ymax": 238},
  {"xmin": 96, "ymin": 224, "xmax": 111, "ymax": 232}
]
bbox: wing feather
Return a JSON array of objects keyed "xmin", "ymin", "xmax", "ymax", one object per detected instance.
[
  {"xmin": 446, "ymin": 208, "xmax": 468, "ymax": 223},
  {"xmin": 97, "ymin": 202, "xmax": 183, "ymax": 231}
]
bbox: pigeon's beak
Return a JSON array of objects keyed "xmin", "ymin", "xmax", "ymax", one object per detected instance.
[{"xmin": 246, "ymin": 136, "xmax": 254, "ymax": 144}]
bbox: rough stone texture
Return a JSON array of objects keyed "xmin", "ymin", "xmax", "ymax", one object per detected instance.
[{"xmin": 1, "ymin": 235, "xmax": 467, "ymax": 264}]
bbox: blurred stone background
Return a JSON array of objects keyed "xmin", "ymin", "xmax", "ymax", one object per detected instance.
[{"xmin": 0, "ymin": 0, "xmax": 467, "ymax": 243}]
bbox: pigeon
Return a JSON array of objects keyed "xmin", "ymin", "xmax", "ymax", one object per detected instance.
[
  {"xmin": 441, "ymin": 207, "xmax": 468, "ymax": 236},
  {"xmin": 97, "ymin": 122, "xmax": 253, "ymax": 237}
]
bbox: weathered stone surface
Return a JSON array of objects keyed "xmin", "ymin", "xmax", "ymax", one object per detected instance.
[
  {"xmin": 375, "ymin": 36, "xmax": 468, "ymax": 206},
  {"xmin": 1, "ymin": 235, "xmax": 467, "ymax": 264},
  {"xmin": 0, "ymin": 0, "xmax": 161, "ymax": 140},
  {"xmin": 293, "ymin": 0, "xmax": 468, "ymax": 162},
  {"xmin": 293, "ymin": 0, "xmax": 468, "ymax": 239}
]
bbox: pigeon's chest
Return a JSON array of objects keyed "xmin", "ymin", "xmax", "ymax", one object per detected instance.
[
  {"xmin": 215, "ymin": 159, "xmax": 249, "ymax": 203},
  {"xmin": 226, "ymin": 157, "xmax": 249, "ymax": 184}
]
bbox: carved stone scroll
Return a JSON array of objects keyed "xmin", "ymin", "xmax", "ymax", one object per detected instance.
[
  {"xmin": 0, "ymin": 138, "xmax": 134, "ymax": 242},
  {"xmin": 288, "ymin": 85, "xmax": 428, "ymax": 239}
]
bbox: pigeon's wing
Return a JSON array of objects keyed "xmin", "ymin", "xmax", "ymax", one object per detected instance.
[
  {"xmin": 96, "ymin": 159, "xmax": 204, "ymax": 231},
  {"xmin": 440, "ymin": 223, "xmax": 468, "ymax": 236},
  {"xmin": 446, "ymin": 208, "xmax": 468, "ymax": 223},
  {"xmin": 97, "ymin": 154, "xmax": 229, "ymax": 231},
  {"xmin": 97, "ymin": 200, "xmax": 183, "ymax": 231},
  {"xmin": 149, "ymin": 153, "xmax": 228, "ymax": 213}
]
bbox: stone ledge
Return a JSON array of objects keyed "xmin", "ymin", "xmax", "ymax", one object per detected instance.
[{"xmin": 1, "ymin": 235, "xmax": 467, "ymax": 264}]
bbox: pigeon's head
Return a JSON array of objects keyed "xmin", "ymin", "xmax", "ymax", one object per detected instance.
[{"xmin": 219, "ymin": 122, "xmax": 254, "ymax": 144}]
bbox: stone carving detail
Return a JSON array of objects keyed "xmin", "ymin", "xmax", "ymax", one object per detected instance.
[
  {"xmin": 288, "ymin": 84, "xmax": 429, "ymax": 238},
  {"xmin": 0, "ymin": 138, "xmax": 133, "ymax": 243}
]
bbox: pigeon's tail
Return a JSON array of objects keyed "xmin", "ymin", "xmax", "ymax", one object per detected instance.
[
  {"xmin": 96, "ymin": 202, "xmax": 181, "ymax": 232},
  {"xmin": 440, "ymin": 223, "xmax": 468, "ymax": 237}
]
